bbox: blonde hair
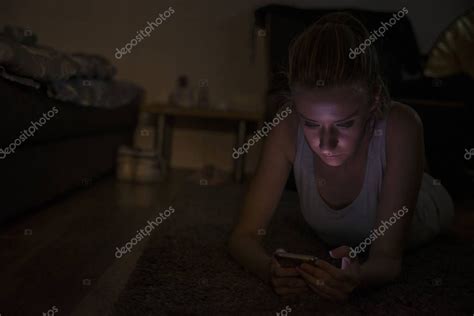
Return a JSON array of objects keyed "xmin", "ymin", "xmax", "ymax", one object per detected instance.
[{"xmin": 287, "ymin": 12, "xmax": 390, "ymax": 118}]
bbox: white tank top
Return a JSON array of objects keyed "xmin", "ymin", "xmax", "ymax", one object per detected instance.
[{"xmin": 293, "ymin": 117, "xmax": 454, "ymax": 248}]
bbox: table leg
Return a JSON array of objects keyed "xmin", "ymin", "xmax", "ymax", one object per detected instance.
[
  {"xmin": 163, "ymin": 117, "xmax": 173, "ymax": 173},
  {"xmin": 234, "ymin": 120, "xmax": 246, "ymax": 183},
  {"xmin": 156, "ymin": 114, "xmax": 167, "ymax": 172}
]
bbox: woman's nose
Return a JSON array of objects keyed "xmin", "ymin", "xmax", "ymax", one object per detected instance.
[{"xmin": 319, "ymin": 127, "xmax": 338, "ymax": 151}]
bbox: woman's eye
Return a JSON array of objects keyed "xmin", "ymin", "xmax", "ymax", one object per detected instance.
[
  {"xmin": 304, "ymin": 121, "xmax": 319, "ymax": 128},
  {"xmin": 336, "ymin": 120, "xmax": 354, "ymax": 128}
]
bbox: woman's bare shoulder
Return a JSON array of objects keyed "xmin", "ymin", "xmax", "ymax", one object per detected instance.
[
  {"xmin": 385, "ymin": 101, "xmax": 424, "ymax": 154},
  {"xmin": 386, "ymin": 101, "xmax": 423, "ymax": 134}
]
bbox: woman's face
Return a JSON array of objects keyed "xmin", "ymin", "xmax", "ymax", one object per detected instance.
[{"xmin": 294, "ymin": 85, "xmax": 374, "ymax": 167}]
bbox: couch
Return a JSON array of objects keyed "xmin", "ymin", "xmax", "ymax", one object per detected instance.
[{"xmin": 0, "ymin": 77, "xmax": 142, "ymax": 225}]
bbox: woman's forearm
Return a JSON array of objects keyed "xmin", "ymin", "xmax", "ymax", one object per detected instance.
[
  {"xmin": 228, "ymin": 233, "xmax": 272, "ymax": 283},
  {"xmin": 358, "ymin": 256, "xmax": 401, "ymax": 289}
]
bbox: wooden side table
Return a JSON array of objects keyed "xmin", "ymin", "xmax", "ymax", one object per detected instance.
[{"xmin": 141, "ymin": 103, "xmax": 263, "ymax": 182}]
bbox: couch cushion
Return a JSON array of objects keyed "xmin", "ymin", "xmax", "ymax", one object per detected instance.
[
  {"xmin": 0, "ymin": 131, "xmax": 133, "ymax": 224},
  {"xmin": 0, "ymin": 77, "xmax": 142, "ymax": 148}
]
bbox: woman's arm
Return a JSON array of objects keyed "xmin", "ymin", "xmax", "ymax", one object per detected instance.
[
  {"xmin": 228, "ymin": 111, "xmax": 297, "ymax": 283},
  {"xmin": 360, "ymin": 103, "xmax": 425, "ymax": 287}
]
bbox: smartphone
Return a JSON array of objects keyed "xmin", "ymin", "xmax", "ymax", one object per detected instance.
[{"xmin": 273, "ymin": 249, "xmax": 318, "ymax": 268}]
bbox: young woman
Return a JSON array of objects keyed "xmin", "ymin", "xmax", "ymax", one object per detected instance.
[{"xmin": 228, "ymin": 12, "xmax": 454, "ymax": 301}]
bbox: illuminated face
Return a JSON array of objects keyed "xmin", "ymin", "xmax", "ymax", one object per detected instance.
[{"xmin": 293, "ymin": 85, "xmax": 374, "ymax": 167}]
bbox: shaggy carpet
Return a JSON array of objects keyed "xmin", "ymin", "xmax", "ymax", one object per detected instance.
[{"xmin": 111, "ymin": 183, "xmax": 474, "ymax": 315}]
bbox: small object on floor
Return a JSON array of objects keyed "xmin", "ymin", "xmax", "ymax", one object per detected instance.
[
  {"xmin": 116, "ymin": 146, "xmax": 135, "ymax": 181},
  {"xmin": 134, "ymin": 112, "xmax": 156, "ymax": 151},
  {"xmin": 116, "ymin": 145, "xmax": 165, "ymax": 183}
]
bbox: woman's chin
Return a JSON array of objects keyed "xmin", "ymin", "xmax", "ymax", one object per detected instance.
[
  {"xmin": 324, "ymin": 161, "xmax": 344, "ymax": 167},
  {"xmin": 320, "ymin": 155, "xmax": 345, "ymax": 167}
]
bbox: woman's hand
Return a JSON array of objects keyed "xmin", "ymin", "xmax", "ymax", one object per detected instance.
[
  {"xmin": 296, "ymin": 246, "xmax": 361, "ymax": 301},
  {"xmin": 270, "ymin": 257, "xmax": 309, "ymax": 296}
]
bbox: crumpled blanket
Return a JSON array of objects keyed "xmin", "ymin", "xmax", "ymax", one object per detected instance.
[
  {"xmin": 0, "ymin": 26, "xmax": 140, "ymax": 108},
  {"xmin": 47, "ymin": 79, "xmax": 141, "ymax": 109}
]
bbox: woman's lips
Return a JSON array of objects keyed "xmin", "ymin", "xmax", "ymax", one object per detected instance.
[
  {"xmin": 320, "ymin": 153, "xmax": 344, "ymax": 161},
  {"xmin": 323, "ymin": 153, "xmax": 341, "ymax": 157}
]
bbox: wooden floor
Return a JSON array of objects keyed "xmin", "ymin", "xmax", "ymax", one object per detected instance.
[
  {"xmin": 0, "ymin": 169, "xmax": 206, "ymax": 316},
  {"xmin": 0, "ymin": 170, "xmax": 472, "ymax": 316}
]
